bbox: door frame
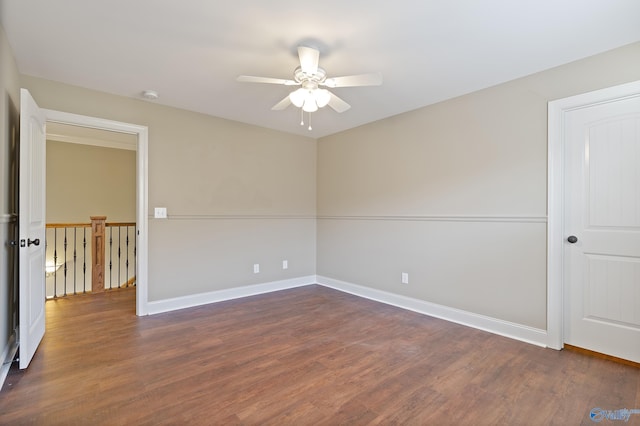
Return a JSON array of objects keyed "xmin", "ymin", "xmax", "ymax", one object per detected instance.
[
  {"xmin": 547, "ymin": 79, "xmax": 640, "ymax": 350},
  {"xmin": 44, "ymin": 109, "xmax": 149, "ymax": 316}
]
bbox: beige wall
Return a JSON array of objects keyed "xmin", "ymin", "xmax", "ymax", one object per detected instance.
[
  {"xmin": 22, "ymin": 75, "xmax": 317, "ymax": 302},
  {"xmin": 317, "ymin": 42, "xmax": 640, "ymax": 330},
  {"xmin": 0, "ymin": 23, "xmax": 20, "ymax": 361},
  {"xmin": 46, "ymin": 141, "xmax": 136, "ymax": 223}
]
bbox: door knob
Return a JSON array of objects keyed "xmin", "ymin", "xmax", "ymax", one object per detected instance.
[
  {"xmin": 27, "ymin": 238, "xmax": 40, "ymax": 247},
  {"xmin": 567, "ymin": 235, "xmax": 578, "ymax": 244}
]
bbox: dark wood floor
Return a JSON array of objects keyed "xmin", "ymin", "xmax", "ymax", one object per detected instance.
[{"xmin": 1, "ymin": 285, "xmax": 638, "ymax": 425}]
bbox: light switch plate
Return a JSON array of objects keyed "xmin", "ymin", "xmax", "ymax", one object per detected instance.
[{"xmin": 154, "ymin": 207, "xmax": 167, "ymax": 219}]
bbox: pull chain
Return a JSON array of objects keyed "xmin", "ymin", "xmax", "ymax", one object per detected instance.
[
  {"xmin": 300, "ymin": 108, "xmax": 304, "ymax": 126},
  {"xmin": 308, "ymin": 112, "xmax": 312, "ymax": 131}
]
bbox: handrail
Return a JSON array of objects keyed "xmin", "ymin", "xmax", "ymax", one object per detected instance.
[
  {"xmin": 46, "ymin": 222, "xmax": 136, "ymax": 228},
  {"xmin": 46, "ymin": 222, "xmax": 91, "ymax": 228},
  {"xmin": 106, "ymin": 222, "xmax": 136, "ymax": 227}
]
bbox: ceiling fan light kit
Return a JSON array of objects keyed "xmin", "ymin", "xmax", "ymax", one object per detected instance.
[
  {"xmin": 289, "ymin": 87, "xmax": 331, "ymax": 112},
  {"xmin": 238, "ymin": 45, "xmax": 382, "ymax": 130}
]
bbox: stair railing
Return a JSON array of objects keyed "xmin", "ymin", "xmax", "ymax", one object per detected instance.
[{"xmin": 45, "ymin": 216, "xmax": 136, "ymax": 298}]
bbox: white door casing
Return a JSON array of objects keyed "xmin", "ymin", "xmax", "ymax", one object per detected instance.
[
  {"xmin": 18, "ymin": 89, "xmax": 47, "ymax": 369},
  {"xmin": 548, "ymin": 80, "xmax": 640, "ymax": 362}
]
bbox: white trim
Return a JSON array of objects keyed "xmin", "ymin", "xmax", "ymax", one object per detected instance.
[
  {"xmin": 317, "ymin": 215, "xmax": 547, "ymax": 223},
  {"xmin": 142, "ymin": 214, "xmax": 545, "ymax": 223},
  {"xmin": 160, "ymin": 214, "xmax": 316, "ymax": 220},
  {"xmin": 46, "ymin": 132, "xmax": 136, "ymax": 151},
  {"xmin": 42, "ymin": 109, "xmax": 149, "ymax": 316},
  {"xmin": 136, "ymin": 126, "xmax": 149, "ymax": 316},
  {"xmin": 547, "ymin": 99, "xmax": 565, "ymax": 350},
  {"xmin": 0, "ymin": 333, "xmax": 18, "ymax": 390},
  {"xmin": 317, "ymin": 276, "xmax": 548, "ymax": 348},
  {"xmin": 547, "ymin": 79, "xmax": 640, "ymax": 350},
  {"xmin": 146, "ymin": 276, "xmax": 316, "ymax": 315}
]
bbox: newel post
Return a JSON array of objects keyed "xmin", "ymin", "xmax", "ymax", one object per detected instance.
[{"xmin": 91, "ymin": 216, "xmax": 107, "ymax": 293}]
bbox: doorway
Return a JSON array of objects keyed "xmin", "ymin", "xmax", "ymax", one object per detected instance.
[
  {"xmin": 45, "ymin": 123, "xmax": 137, "ymax": 298},
  {"xmin": 44, "ymin": 109, "xmax": 149, "ymax": 316},
  {"xmin": 547, "ymin": 79, "xmax": 640, "ymax": 362}
]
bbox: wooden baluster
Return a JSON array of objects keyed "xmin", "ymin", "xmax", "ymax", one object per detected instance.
[{"xmin": 90, "ymin": 216, "xmax": 107, "ymax": 293}]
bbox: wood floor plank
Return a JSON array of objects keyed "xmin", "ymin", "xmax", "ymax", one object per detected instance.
[{"xmin": 1, "ymin": 285, "xmax": 638, "ymax": 425}]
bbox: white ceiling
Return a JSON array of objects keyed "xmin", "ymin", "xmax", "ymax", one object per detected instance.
[{"xmin": 2, "ymin": 1, "xmax": 640, "ymax": 138}]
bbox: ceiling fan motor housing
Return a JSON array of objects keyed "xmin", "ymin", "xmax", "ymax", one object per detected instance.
[{"xmin": 294, "ymin": 66, "xmax": 327, "ymax": 86}]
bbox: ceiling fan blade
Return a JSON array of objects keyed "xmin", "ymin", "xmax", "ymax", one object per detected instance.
[
  {"xmin": 237, "ymin": 75, "xmax": 297, "ymax": 85},
  {"xmin": 323, "ymin": 72, "xmax": 383, "ymax": 88},
  {"xmin": 298, "ymin": 46, "xmax": 319, "ymax": 75},
  {"xmin": 271, "ymin": 95, "xmax": 292, "ymax": 111},
  {"xmin": 327, "ymin": 92, "xmax": 351, "ymax": 113}
]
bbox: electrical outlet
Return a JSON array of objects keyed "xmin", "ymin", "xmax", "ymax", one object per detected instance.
[
  {"xmin": 253, "ymin": 264, "xmax": 260, "ymax": 274},
  {"xmin": 282, "ymin": 260, "xmax": 288, "ymax": 270},
  {"xmin": 401, "ymin": 272, "xmax": 409, "ymax": 284}
]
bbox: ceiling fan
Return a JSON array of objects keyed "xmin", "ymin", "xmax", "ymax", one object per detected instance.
[{"xmin": 237, "ymin": 46, "xmax": 382, "ymax": 130}]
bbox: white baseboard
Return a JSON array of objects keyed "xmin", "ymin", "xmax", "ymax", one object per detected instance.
[
  {"xmin": 146, "ymin": 275, "xmax": 316, "ymax": 315},
  {"xmin": 316, "ymin": 275, "xmax": 548, "ymax": 348},
  {"xmin": 0, "ymin": 333, "xmax": 18, "ymax": 391},
  {"xmin": 145, "ymin": 274, "xmax": 548, "ymax": 349}
]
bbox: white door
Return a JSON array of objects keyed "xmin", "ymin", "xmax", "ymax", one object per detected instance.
[
  {"xmin": 18, "ymin": 88, "xmax": 47, "ymax": 369},
  {"xmin": 563, "ymin": 93, "xmax": 640, "ymax": 363}
]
